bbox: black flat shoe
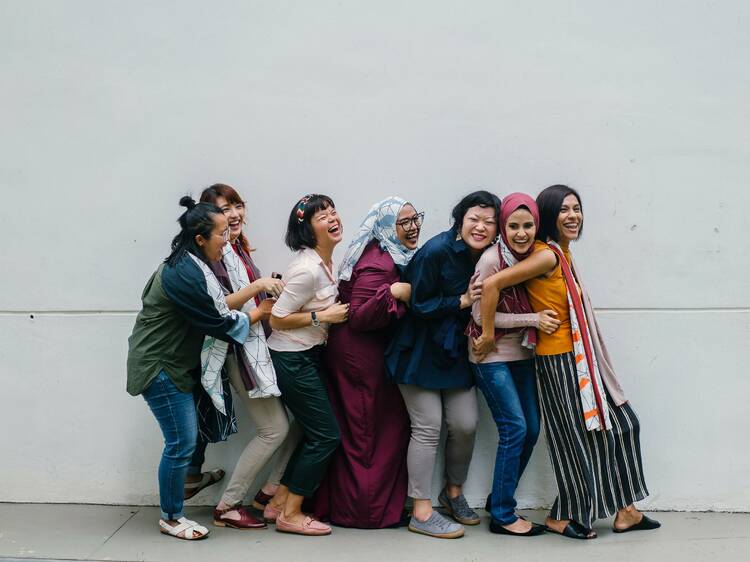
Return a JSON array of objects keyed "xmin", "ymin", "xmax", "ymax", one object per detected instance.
[
  {"xmin": 613, "ymin": 514, "xmax": 661, "ymax": 533},
  {"xmin": 490, "ymin": 518, "xmax": 545, "ymax": 536},
  {"xmin": 545, "ymin": 520, "xmax": 597, "ymax": 540}
]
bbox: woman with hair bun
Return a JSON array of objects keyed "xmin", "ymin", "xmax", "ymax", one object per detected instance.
[
  {"xmin": 386, "ymin": 190, "xmax": 500, "ymax": 539},
  {"xmin": 178, "ymin": 183, "xmax": 300, "ymax": 530},
  {"xmin": 474, "ymin": 185, "xmax": 660, "ymax": 539},
  {"xmin": 126, "ymin": 196, "xmax": 255, "ymax": 540}
]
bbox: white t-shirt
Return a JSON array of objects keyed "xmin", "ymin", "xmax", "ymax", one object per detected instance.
[{"xmin": 267, "ymin": 248, "xmax": 338, "ymax": 352}]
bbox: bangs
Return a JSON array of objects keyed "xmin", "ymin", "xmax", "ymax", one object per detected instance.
[
  {"xmin": 200, "ymin": 183, "xmax": 245, "ymax": 206},
  {"xmin": 303, "ymin": 194, "xmax": 335, "ymax": 219}
]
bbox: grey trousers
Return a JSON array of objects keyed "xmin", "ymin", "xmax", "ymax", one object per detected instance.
[
  {"xmin": 398, "ymin": 384, "xmax": 479, "ymax": 500},
  {"xmin": 221, "ymin": 355, "xmax": 302, "ymax": 506}
]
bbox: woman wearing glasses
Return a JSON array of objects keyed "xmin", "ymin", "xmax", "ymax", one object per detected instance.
[
  {"xmin": 126, "ymin": 196, "xmax": 254, "ymax": 540},
  {"xmin": 312, "ymin": 197, "xmax": 422, "ymax": 528}
]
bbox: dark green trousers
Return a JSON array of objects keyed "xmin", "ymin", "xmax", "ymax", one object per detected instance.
[{"xmin": 271, "ymin": 346, "xmax": 340, "ymax": 497}]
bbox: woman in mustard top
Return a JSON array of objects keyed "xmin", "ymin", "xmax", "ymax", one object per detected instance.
[{"xmin": 473, "ymin": 185, "xmax": 660, "ymax": 540}]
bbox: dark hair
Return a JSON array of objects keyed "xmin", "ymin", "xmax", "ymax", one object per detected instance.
[
  {"xmin": 450, "ymin": 190, "xmax": 502, "ymax": 232},
  {"xmin": 284, "ymin": 194, "xmax": 336, "ymax": 250},
  {"xmin": 535, "ymin": 184, "xmax": 584, "ymax": 242},
  {"xmin": 164, "ymin": 196, "xmax": 223, "ymax": 266},
  {"xmin": 199, "ymin": 183, "xmax": 250, "ymax": 252}
]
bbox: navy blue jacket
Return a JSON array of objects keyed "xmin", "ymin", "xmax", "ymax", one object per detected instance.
[{"xmin": 385, "ymin": 230, "xmax": 477, "ymax": 389}]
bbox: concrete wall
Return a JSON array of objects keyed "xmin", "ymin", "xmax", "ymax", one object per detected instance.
[{"xmin": 2, "ymin": 1, "xmax": 748, "ymax": 510}]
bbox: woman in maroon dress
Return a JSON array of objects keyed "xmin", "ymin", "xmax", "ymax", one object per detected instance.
[{"xmin": 313, "ymin": 197, "xmax": 423, "ymax": 528}]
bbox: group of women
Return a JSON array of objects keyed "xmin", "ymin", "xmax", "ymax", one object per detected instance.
[{"xmin": 126, "ymin": 183, "xmax": 661, "ymax": 541}]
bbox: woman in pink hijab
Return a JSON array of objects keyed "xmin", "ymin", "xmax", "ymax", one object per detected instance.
[{"xmin": 467, "ymin": 193, "xmax": 560, "ymax": 537}]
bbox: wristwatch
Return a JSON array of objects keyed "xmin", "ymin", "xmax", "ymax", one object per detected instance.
[{"xmin": 311, "ymin": 311, "xmax": 321, "ymax": 327}]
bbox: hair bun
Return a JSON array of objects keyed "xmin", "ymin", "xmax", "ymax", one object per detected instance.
[{"xmin": 179, "ymin": 195, "xmax": 196, "ymax": 210}]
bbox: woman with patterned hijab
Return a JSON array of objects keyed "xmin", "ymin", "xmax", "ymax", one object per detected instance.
[{"xmin": 312, "ymin": 196, "xmax": 422, "ymax": 528}]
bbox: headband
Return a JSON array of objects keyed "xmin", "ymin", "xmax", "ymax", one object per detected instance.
[{"xmin": 296, "ymin": 194, "xmax": 313, "ymax": 223}]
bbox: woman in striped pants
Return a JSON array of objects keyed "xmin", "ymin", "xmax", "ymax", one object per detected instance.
[{"xmin": 474, "ymin": 185, "xmax": 660, "ymax": 539}]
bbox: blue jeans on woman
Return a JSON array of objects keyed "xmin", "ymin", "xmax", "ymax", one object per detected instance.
[
  {"xmin": 142, "ymin": 371, "xmax": 198, "ymax": 521},
  {"xmin": 473, "ymin": 359, "xmax": 540, "ymax": 525}
]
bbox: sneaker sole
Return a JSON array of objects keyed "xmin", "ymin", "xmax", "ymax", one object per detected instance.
[
  {"xmin": 438, "ymin": 497, "xmax": 481, "ymax": 526},
  {"xmin": 408, "ymin": 524, "xmax": 464, "ymax": 539}
]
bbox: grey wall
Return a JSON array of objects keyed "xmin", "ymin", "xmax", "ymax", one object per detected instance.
[{"xmin": 2, "ymin": 0, "xmax": 748, "ymax": 510}]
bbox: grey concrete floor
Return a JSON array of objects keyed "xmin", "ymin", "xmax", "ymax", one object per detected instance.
[{"xmin": 0, "ymin": 504, "xmax": 748, "ymax": 562}]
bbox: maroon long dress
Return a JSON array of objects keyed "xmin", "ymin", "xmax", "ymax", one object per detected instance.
[{"xmin": 313, "ymin": 240, "xmax": 410, "ymax": 528}]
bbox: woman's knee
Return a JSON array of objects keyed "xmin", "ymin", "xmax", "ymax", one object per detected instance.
[
  {"xmin": 410, "ymin": 415, "xmax": 442, "ymax": 447},
  {"xmin": 164, "ymin": 428, "xmax": 197, "ymax": 463}
]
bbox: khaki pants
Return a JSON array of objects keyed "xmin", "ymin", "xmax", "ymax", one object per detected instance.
[
  {"xmin": 398, "ymin": 384, "xmax": 478, "ymax": 500},
  {"xmin": 221, "ymin": 354, "xmax": 302, "ymax": 506}
]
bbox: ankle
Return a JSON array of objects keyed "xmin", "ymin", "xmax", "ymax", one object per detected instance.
[{"xmin": 444, "ymin": 484, "xmax": 462, "ymax": 499}]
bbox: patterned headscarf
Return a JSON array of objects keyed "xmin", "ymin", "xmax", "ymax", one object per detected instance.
[{"xmin": 338, "ymin": 196, "xmax": 418, "ymax": 281}]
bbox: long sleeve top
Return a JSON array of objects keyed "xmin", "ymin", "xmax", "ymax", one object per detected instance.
[
  {"xmin": 468, "ymin": 244, "xmax": 538, "ymax": 364},
  {"xmin": 385, "ymin": 230, "xmax": 477, "ymax": 389},
  {"xmin": 126, "ymin": 253, "xmax": 250, "ymax": 396}
]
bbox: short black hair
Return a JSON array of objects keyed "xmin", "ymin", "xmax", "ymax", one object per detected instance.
[
  {"xmin": 165, "ymin": 196, "xmax": 223, "ymax": 266},
  {"xmin": 450, "ymin": 190, "xmax": 502, "ymax": 232},
  {"xmin": 535, "ymin": 184, "xmax": 584, "ymax": 242},
  {"xmin": 284, "ymin": 194, "xmax": 336, "ymax": 250}
]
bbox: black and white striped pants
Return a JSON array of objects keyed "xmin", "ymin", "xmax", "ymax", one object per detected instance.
[{"xmin": 536, "ymin": 352, "xmax": 649, "ymax": 528}]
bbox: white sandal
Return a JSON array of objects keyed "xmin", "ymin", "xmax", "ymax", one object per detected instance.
[{"xmin": 159, "ymin": 517, "xmax": 210, "ymax": 540}]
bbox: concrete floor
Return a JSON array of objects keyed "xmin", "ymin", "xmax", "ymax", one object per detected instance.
[{"xmin": 0, "ymin": 505, "xmax": 748, "ymax": 562}]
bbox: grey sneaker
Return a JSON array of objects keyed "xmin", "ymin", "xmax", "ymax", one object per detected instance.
[
  {"xmin": 438, "ymin": 489, "xmax": 481, "ymax": 525},
  {"xmin": 408, "ymin": 511, "xmax": 464, "ymax": 539}
]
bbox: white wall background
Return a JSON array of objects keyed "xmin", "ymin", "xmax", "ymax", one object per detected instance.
[{"xmin": 1, "ymin": 0, "xmax": 748, "ymax": 511}]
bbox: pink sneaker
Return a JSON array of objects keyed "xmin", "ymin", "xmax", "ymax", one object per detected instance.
[
  {"xmin": 263, "ymin": 502, "xmax": 283, "ymax": 524},
  {"xmin": 276, "ymin": 513, "xmax": 331, "ymax": 536}
]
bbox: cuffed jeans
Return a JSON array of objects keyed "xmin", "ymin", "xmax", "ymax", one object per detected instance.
[
  {"xmin": 473, "ymin": 359, "xmax": 540, "ymax": 525},
  {"xmin": 397, "ymin": 384, "xmax": 478, "ymax": 500},
  {"xmin": 142, "ymin": 370, "xmax": 198, "ymax": 521},
  {"xmin": 271, "ymin": 346, "xmax": 340, "ymax": 497}
]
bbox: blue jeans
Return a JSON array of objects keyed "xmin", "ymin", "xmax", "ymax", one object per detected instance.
[
  {"xmin": 473, "ymin": 359, "xmax": 540, "ymax": 525},
  {"xmin": 142, "ymin": 371, "xmax": 198, "ymax": 520}
]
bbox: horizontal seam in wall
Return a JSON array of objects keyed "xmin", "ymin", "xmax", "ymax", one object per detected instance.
[{"xmin": 0, "ymin": 307, "xmax": 749, "ymax": 316}]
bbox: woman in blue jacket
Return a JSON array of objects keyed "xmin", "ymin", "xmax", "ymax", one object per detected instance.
[{"xmin": 386, "ymin": 190, "xmax": 500, "ymax": 539}]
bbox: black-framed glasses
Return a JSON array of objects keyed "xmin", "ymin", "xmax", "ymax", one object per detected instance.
[{"xmin": 396, "ymin": 212, "xmax": 424, "ymax": 231}]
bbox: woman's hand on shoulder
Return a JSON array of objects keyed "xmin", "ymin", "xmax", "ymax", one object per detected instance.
[
  {"xmin": 390, "ymin": 282, "xmax": 411, "ymax": 303},
  {"xmin": 318, "ymin": 302, "xmax": 349, "ymax": 324},
  {"xmin": 252, "ymin": 277, "xmax": 285, "ymax": 299},
  {"xmin": 537, "ymin": 309, "xmax": 560, "ymax": 334}
]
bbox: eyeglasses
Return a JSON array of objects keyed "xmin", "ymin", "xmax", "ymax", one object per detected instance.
[
  {"xmin": 214, "ymin": 228, "xmax": 230, "ymax": 242},
  {"xmin": 395, "ymin": 212, "xmax": 424, "ymax": 231}
]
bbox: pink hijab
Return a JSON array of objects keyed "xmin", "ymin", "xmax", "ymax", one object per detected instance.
[{"xmin": 499, "ymin": 192, "xmax": 540, "ymax": 262}]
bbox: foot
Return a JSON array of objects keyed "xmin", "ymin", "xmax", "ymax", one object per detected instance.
[
  {"xmin": 276, "ymin": 512, "xmax": 331, "ymax": 536},
  {"xmin": 183, "ymin": 469, "xmax": 225, "ymax": 500},
  {"xmin": 408, "ymin": 511, "xmax": 464, "ymax": 539},
  {"xmin": 503, "ymin": 518, "xmax": 533, "ymax": 533},
  {"xmin": 489, "ymin": 517, "xmax": 545, "ymax": 537},
  {"xmin": 614, "ymin": 507, "xmax": 661, "ymax": 533},
  {"xmin": 263, "ymin": 502, "xmax": 283, "ymax": 523},
  {"xmin": 252, "ymin": 484, "xmax": 279, "ymax": 510},
  {"xmin": 545, "ymin": 517, "xmax": 596, "ymax": 539},
  {"xmin": 438, "ymin": 489, "xmax": 480, "ymax": 525},
  {"xmin": 213, "ymin": 505, "xmax": 267, "ymax": 529},
  {"xmin": 159, "ymin": 517, "xmax": 209, "ymax": 540}
]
